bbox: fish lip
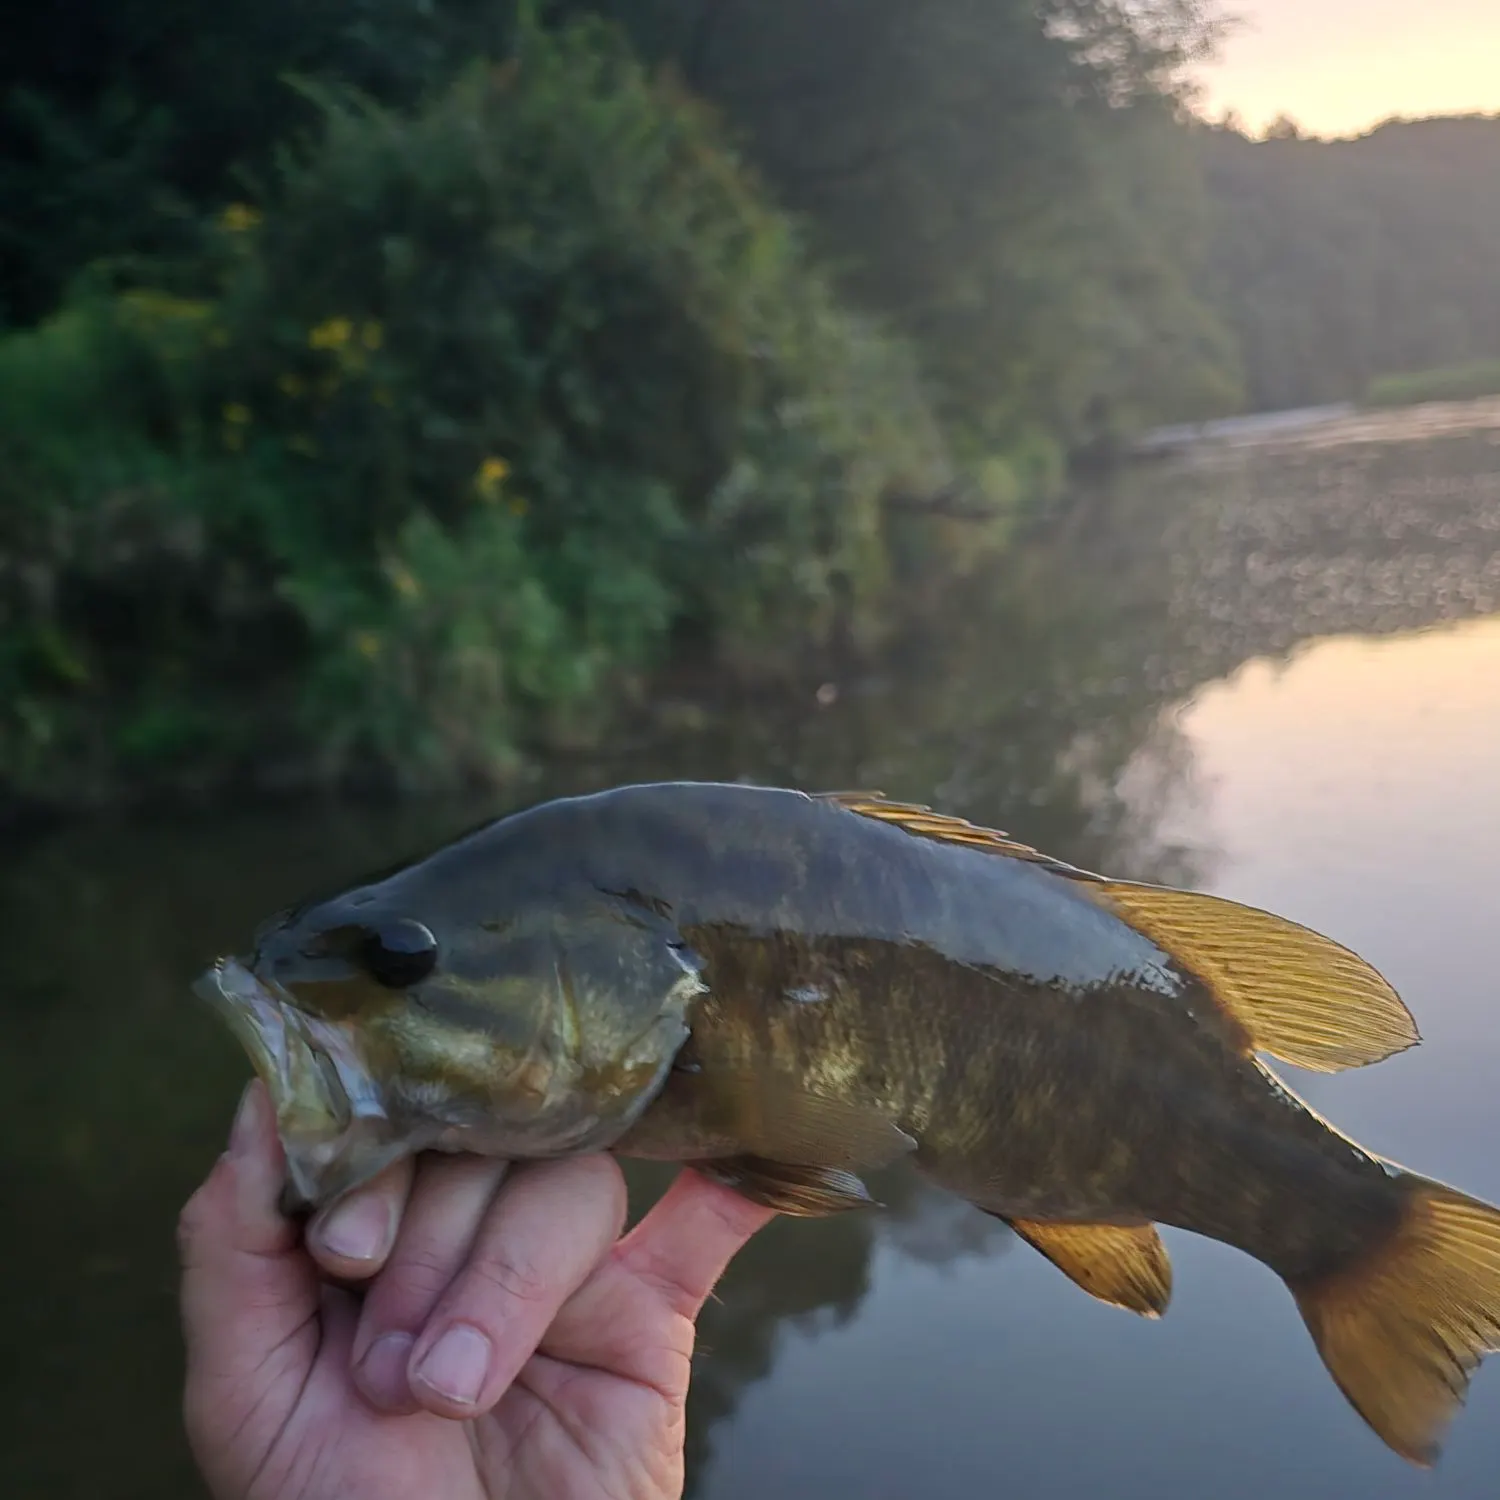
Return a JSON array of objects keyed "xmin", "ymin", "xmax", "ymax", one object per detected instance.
[
  {"xmin": 193, "ymin": 956, "xmax": 397, "ymax": 1210},
  {"xmin": 193, "ymin": 956, "xmax": 291, "ymax": 1094}
]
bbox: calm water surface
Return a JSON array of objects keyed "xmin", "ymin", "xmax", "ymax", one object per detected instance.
[{"xmin": 6, "ymin": 400, "xmax": 1500, "ymax": 1498}]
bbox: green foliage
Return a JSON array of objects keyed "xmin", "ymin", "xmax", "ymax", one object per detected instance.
[
  {"xmin": 1196, "ymin": 115, "xmax": 1500, "ymax": 410},
  {"xmin": 0, "ymin": 22, "xmax": 947, "ymax": 805},
  {"xmin": 1364, "ymin": 358, "xmax": 1500, "ymax": 409},
  {"xmin": 0, "ymin": 0, "xmax": 513, "ymax": 325},
  {"xmin": 0, "ymin": 293, "xmax": 322, "ymax": 805},
  {"xmin": 565, "ymin": 0, "xmax": 1240, "ymax": 447},
  {"xmin": 5, "ymin": 0, "xmax": 1241, "ymax": 448}
]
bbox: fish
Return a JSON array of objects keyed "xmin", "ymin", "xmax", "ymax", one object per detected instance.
[{"xmin": 194, "ymin": 779, "xmax": 1500, "ymax": 1466}]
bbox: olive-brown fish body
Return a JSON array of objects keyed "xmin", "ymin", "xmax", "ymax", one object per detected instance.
[
  {"xmin": 624, "ymin": 925, "xmax": 1402, "ymax": 1288},
  {"xmin": 199, "ymin": 780, "xmax": 1500, "ymax": 1468}
]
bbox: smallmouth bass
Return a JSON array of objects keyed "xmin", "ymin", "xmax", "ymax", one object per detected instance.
[{"xmin": 195, "ymin": 781, "xmax": 1500, "ymax": 1465}]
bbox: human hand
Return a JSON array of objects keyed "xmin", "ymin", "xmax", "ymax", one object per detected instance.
[{"xmin": 178, "ymin": 1082, "xmax": 774, "ymax": 1500}]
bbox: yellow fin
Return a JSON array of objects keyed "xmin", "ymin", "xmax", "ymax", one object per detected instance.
[
  {"xmin": 1092, "ymin": 882, "xmax": 1419, "ymax": 1072},
  {"xmin": 823, "ymin": 793, "xmax": 1084, "ymax": 872},
  {"xmin": 703, "ymin": 1157, "xmax": 877, "ymax": 1216},
  {"xmin": 1006, "ymin": 1218, "xmax": 1173, "ymax": 1318},
  {"xmin": 825, "ymin": 791, "xmax": 1419, "ymax": 1073},
  {"xmin": 1293, "ymin": 1174, "xmax": 1500, "ymax": 1465}
]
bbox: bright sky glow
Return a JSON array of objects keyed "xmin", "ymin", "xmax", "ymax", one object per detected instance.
[{"xmin": 1191, "ymin": 0, "xmax": 1500, "ymax": 139}]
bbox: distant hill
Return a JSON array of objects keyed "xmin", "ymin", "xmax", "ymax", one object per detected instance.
[{"xmin": 1195, "ymin": 114, "xmax": 1500, "ymax": 411}]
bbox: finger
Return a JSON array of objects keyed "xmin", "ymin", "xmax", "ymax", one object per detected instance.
[
  {"xmin": 404, "ymin": 1155, "xmax": 627, "ymax": 1420},
  {"xmin": 613, "ymin": 1167, "xmax": 775, "ymax": 1320},
  {"xmin": 305, "ymin": 1154, "xmax": 414, "ymax": 1280},
  {"xmin": 178, "ymin": 1082, "xmax": 319, "ymax": 1452},
  {"xmin": 536, "ymin": 1167, "xmax": 774, "ymax": 1397},
  {"xmin": 351, "ymin": 1153, "xmax": 512, "ymax": 1412}
]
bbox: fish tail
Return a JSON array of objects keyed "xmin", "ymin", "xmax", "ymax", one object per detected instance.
[{"xmin": 1290, "ymin": 1170, "xmax": 1500, "ymax": 1465}]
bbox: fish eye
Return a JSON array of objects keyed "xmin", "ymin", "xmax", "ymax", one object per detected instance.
[{"xmin": 360, "ymin": 918, "xmax": 438, "ymax": 988}]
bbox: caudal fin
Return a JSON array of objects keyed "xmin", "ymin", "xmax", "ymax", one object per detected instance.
[{"xmin": 1292, "ymin": 1173, "xmax": 1500, "ymax": 1464}]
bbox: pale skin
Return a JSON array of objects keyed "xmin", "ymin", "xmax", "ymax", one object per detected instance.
[{"xmin": 177, "ymin": 1082, "xmax": 775, "ymax": 1500}]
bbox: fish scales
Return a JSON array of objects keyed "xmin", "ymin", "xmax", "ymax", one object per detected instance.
[{"xmin": 574, "ymin": 788, "xmax": 1398, "ymax": 1280}]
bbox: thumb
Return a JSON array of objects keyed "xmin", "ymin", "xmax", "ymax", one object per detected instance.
[{"xmin": 178, "ymin": 1081, "xmax": 320, "ymax": 1467}]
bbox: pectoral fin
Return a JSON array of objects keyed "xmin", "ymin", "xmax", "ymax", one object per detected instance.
[
  {"xmin": 712, "ymin": 1068, "xmax": 918, "ymax": 1171},
  {"xmin": 1003, "ymin": 1217, "xmax": 1173, "ymax": 1318},
  {"xmin": 702, "ymin": 1157, "xmax": 879, "ymax": 1216}
]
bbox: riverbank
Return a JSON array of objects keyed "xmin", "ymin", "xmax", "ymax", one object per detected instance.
[
  {"xmin": 1365, "ymin": 358, "xmax": 1500, "ymax": 408},
  {"xmin": 1136, "ymin": 392, "xmax": 1500, "ymax": 459}
]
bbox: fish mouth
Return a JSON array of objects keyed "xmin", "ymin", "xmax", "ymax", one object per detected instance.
[{"xmin": 193, "ymin": 956, "xmax": 403, "ymax": 1211}]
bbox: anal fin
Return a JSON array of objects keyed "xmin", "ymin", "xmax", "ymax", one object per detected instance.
[
  {"xmin": 1004, "ymin": 1217, "xmax": 1173, "ymax": 1318},
  {"xmin": 702, "ymin": 1157, "xmax": 879, "ymax": 1217}
]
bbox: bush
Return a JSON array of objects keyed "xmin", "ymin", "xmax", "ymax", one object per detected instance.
[
  {"xmin": 1364, "ymin": 358, "xmax": 1500, "ymax": 408},
  {"xmin": 0, "ymin": 18, "xmax": 949, "ymax": 807}
]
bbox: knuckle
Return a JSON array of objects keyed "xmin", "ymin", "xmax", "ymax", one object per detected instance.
[
  {"xmin": 382, "ymin": 1242, "xmax": 462, "ymax": 1304},
  {"xmin": 469, "ymin": 1246, "xmax": 552, "ymax": 1309}
]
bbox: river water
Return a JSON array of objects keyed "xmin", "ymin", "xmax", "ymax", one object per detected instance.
[{"xmin": 6, "ymin": 398, "xmax": 1500, "ymax": 1498}]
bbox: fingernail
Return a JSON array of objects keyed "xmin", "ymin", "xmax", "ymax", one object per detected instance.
[
  {"xmin": 228, "ymin": 1081, "xmax": 262, "ymax": 1159},
  {"xmin": 316, "ymin": 1195, "xmax": 394, "ymax": 1263},
  {"xmin": 413, "ymin": 1324, "xmax": 491, "ymax": 1407},
  {"xmin": 356, "ymin": 1332, "xmax": 418, "ymax": 1413}
]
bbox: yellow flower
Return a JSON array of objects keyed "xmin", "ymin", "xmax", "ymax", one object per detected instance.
[
  {"xmin": 222, "ymin": 402, "xmax": 252, "ymax": 425},
  {"xmin": 308, "ymin": 317, "xmax": 354, "ymax": 351},
  {"xmin": 361, "ymin": 321, "xmax": 384, "ymax": 350},
  {"xmin": 353, "ymin": 631, "xmax": 382, "ymax": 659},
  {"xmin": 277, "ymin": 373, "xmax": 305, "ymax": 398},
  {"xmin": 508, "ymin": 496, "xmax": 529, "ymax": 517},
  {"xmin": 386, "ymin": 562, "xmax": 422, "ymax": 600},
  {"xmin": 287, "ymin": 434, "xmax": 319, "ymax": 457},
  {"xmin": 475, "ymin": 456, "xmax": 510, "ymax": 499},
  {"xmin": 220, "ymin": 203, "xmax": 262, "ymax": 233}
]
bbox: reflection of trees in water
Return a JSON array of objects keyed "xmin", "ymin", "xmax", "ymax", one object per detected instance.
[
  {"xmin": 673, "ymin": 1163, "xmax": 1014, "ymax": 1496},
  {"xmin": 10, "ymin": 410, "xmax": 1500, "ymax": 1500},
  {"xmin": 681, "ymin": 1207, "xmax": 877, "ymax": 1494},
  {"xmin": 1159, "ymin": 425, "xmax": 1500, "ymax": 688}
]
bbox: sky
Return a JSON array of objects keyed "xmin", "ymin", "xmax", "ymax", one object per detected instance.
[{"xmin": 1191, "ymin": 0, "xmax": 1500, "ymax": 139}]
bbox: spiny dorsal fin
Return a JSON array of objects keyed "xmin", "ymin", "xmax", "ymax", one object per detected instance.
[
  {"xmin": 822, "ymin": 792, "xmax": 1096, "ymax": 879},
  {"xmin": 1091, "ymin": 882, "xmax": 1420, "ymax": 1073},
  {"xmin": 1006, "ymin": 1218, "xmax": 1172, "ymax": 1318},
  {"xmin": 824, "ymin": 791, "xmax": 1420, "ymax": 1075}
]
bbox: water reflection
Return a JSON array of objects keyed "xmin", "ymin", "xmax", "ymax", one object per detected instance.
[{"xmin": 4, "ymin": 404, "xmax": 1500, "ymax": 1498}]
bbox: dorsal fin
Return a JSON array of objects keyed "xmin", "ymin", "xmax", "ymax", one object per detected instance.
[
  {"xmin": 1088, "ymin": 882, "xmax": 1420, "ymax": 1073},
  {"xmin": 1004, "ymin": 1218, "xmax": 1173, "ymax": 1318},
  {"xmin": 824, "ymin": 791, "xmax": 1420, "ymax": 1075},
  {"xmin": 821, "ymin": 792, "xmax": 1096, "ymax": 879}
]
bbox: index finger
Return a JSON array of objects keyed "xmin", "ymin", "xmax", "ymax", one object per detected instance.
[
  {"xmin": 534, "ymin": 1168, "xmax": 775, "ymax": 1399},
  {"xmin": 615, "ymin": 1168, "xmax": 777, "ymax": 1321}
]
